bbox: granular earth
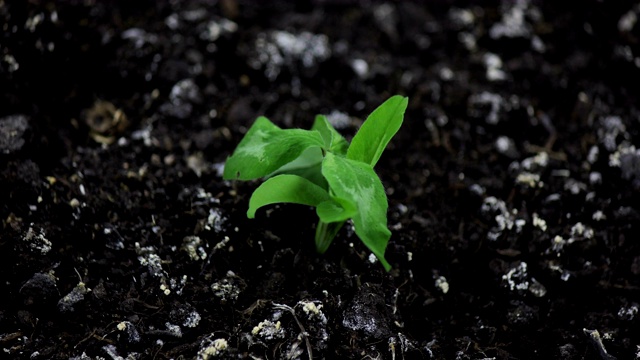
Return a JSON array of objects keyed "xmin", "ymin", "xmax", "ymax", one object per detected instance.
[{"xmin": 2, "ymin": 1, "xmax": 640, "ymax": 359}]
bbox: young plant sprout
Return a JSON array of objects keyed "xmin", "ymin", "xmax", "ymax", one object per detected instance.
[{"xmin": 223, "ymin": 95, "xmax": 408, "ymax": 271}]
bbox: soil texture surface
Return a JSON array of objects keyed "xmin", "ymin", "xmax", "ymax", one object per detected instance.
[{"xmin": 2, "ymin": 1, "xmax": 640, "ymax": 359}]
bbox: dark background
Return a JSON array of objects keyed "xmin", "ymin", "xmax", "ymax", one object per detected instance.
[{"xmin": 2, "ymin": 1, "xmax": 640, "ymax": 359}]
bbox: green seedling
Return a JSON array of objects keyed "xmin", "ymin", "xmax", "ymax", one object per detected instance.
[{"xmin": 223, "ymin": 95, "xmax": 408, "ymax": 271}]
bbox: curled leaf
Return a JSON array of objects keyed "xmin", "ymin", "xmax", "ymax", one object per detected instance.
[
  {"xmin": 247, "ymin": 174, "xmax": 330, "ymax": 218},
  {"xmin": 223, "ymin": 117, "xmax": 325, "ymax": 180}
]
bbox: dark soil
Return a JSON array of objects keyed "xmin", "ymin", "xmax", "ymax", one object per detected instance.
[{"xmin": 2, "ymin": 1, "xmax": 640, "ymax": 359}]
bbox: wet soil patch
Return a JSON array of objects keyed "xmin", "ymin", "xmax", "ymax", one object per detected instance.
[{"xmin": 2, "ymin": 1, "xmax": 640, "ymax": 359}]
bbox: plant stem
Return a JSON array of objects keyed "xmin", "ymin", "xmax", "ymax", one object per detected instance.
[{"xmin": 315, "ymin": 220, "xmax": 345, "ymax": 253}]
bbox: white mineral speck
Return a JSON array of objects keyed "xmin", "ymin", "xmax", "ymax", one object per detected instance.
[
  {"xmin": 551, "ymin": 235, "xmax": 566, "ymax": 253},
  {"xmin": 435, "ymin": 276, "xmax": 449, "ymax": 294},
  {"xmin": 350, "ymin": 58, "xmax": 369, "ymax": 78},
  {"xmin": 521, "ymin": 152, "xmax": 549, "ymax": 170},
  {"xmin": 160, "ymin": 284, "xmax": 171, "ymax": 295},
  {"xmin": 495, "ymin": 136, "xmax": 514, "ymax": 154},
  {"xmin": 182, "ymin": 236, "xmax": 206, "ymax": 261},
  {"xmin": 469, "ymin": 184, "xmax": 485, "ymax": 196},
  {"xmin": 439, "ymin": 67, "xmax": 454, "ymax": 80},
  {"xmin": 214, "ymin": 236, "xmax": 230, "ymax": 250},
  {"xmin": 184, "ymin": 310, "xmax": 202, "ymax": 328},
  {"xmin": 469, "ymin": 92, "xmax": 502, "ymax": 124},
  {"xmin": 484, "ymin": 53, "xmax": 506, "ymax": 81},
  {"xmin": 587, "ymin": 145, "xmax": 600, "ymax": 164},
  {"xmin": 251, "ymin": 320, "xmax": 284, "ymax": 340},
  {"xmin": 531, "ymin": 35, "xmax": 546, "ymax": 52},
  {"xmin": 532, "ymin": 213, "xmax": 547, "ymax": 231},
  {"xmin": 23, "ymin": 226, "xmax": 52, "ymax": 255},
  {"xmin": 516, "ymin": 172, "xmax": 542, "ymax": 187},
  {"xmin": 618, "ymin": 8, "xmax": 638, "ymax": 32},
  {"xmin": 528, "ymin": 278, "xmax": 547, "ymax": 297},
  {"xmin": 302, "ymin": 301, "xmax": 319, "ymax": 315},
  {"xmin": 592, "ymin": 210, "xmax": 606, "ymax": 221},
  {"xmin": 458, "ymin": 32, "xmax": 477, "ymax": 51},
  {"xmin": 197, "ymin": 336, "xmax": 229, "ymax": 359},
  {"xmin": 449, "ymin": 8, "xmax": 475, "ymax": 27},
  {"xmin": 489, "ymin": 0, "xmax": 531, "ymax": 39},
  {"xmin": 570, "ymin": 222, "xmax": 594, "ymax": 240},
  {"xmin": 618, "ymin": 304, "xmax": 639, "ymax": 320},
  {"xmin": 4, "ymin": 54, "xmax": 20, "ymax": 72},
  {"xmin": 503, "ymin": 262, "xmax": 530, "ymax": 291},
  {"xmin": 165, "ymin": 322, "xmax": 182, "ymax": 338},
  {"xmin": 326, "ymin": 110, "xmax": 351, "ymax": 129}
]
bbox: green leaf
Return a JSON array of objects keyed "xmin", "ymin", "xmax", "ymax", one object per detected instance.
[
  {"xmin": 322, "ymin": 152, "xmax": 392, "ymax": 271},
  {"xmin": 247, "ymin": 174, "xmax": 330, "ymax": 218},
  {"xmin": 312, "ymin": 115, "xmax": 349, "ymax": 156},
  {"xmin": 267, "ymin": 147, "xmax": 327, "ymax": 189},
  {"xmin": 347, "ymin": 95, "xmax": 408, "ymax": 167},
  {"xmin": 223, "ymin": 116, "xmax": 325, "ymax": 180},
  {"xmin": 316, "ymin": 197, "xmax": 357, "ymax": 223}
]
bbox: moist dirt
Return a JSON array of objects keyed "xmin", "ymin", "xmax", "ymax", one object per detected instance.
[{"xmin": 2, "ymin": 1, "xmax": 640, "ymax": 359}]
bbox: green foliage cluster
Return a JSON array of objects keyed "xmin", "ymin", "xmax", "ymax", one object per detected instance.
[{"xmin": 223, "ymin": 96, "xmax": 408, "ymax": 271}]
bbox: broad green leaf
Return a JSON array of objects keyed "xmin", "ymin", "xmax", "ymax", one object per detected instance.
[
  {"xmin": 347, "ymin": 95, "xmax": 408, "ymax": 167},
  {"xmin": 223, "ymin": 116, "xmax": 325, "ymax": 180},
  {"xmin": 322, "ymin": 152, "xmax": 392, "ymax": 271},
  {"xmin": 312, "ymin": 115, "xmax": 349, "ymax": 156},
  {"xmin": 268, "ymin": 147, "xmax": 327, "ymax": 189},
  {"xmin": 247, "ymin": 174, "xmax": 330, "ymax": 218},
  {"xmin": 316, "ymin": 197, "xmax": 357, "ymax": 223}
]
